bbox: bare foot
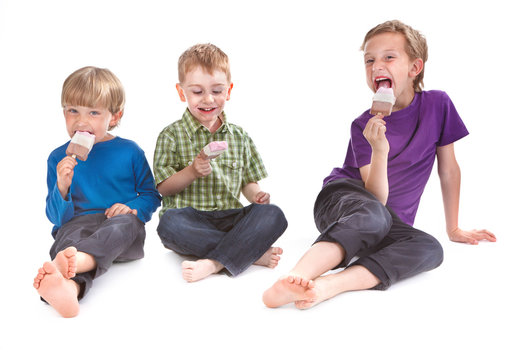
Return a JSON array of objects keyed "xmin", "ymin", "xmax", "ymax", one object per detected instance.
[
  {"xmin": 33, "ymin": 262, "xmax": 80, "ymax": 318},
  {"xmin": 53, "ymin": 246, "xmax": 77, "ymax": 279},
  {"xmin": 262, "ymin": 274, "xmax": 316, "ymax": 308},
  {"xmin": 182, "ymin": 259, "xmax": 224, "ymax": 282},
  {"xmin": 294, "ymin": 275, "xmax": 333, "ymax": 310},
  {"xmin": 254, "ymin": 247, "xmax": 283, "ymax": 268}
]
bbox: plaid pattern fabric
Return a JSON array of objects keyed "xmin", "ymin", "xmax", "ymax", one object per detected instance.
[{"xmin": 154, "ymin": 109, "xmax": 267, "ymax": 216}]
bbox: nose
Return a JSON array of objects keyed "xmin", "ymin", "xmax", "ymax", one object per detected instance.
[
  {"xmin": 204, "ymin": 93, "xmax": 214, "ymax": 104},
  {"xmin": 372, "ymin": 58, "xmax": 384, "ymax": 71}
]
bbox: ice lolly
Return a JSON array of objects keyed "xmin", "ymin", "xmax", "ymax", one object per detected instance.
[
  {"xmin": 66, "ymin": 131, "xmax": 95, "ymax": 161},
  {"xmin": 370, "ymin": 87, "xmax": 396, "ymax": 116},
  {"xmin": 201, "ymin": 141, "xmax": 228, "ymax": 159}
]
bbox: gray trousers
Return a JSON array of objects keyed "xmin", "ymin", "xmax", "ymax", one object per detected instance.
[
  {"xmin": 314, "ymin": 178, "xmax": 443, "ymax": 290},
  {"xmin": 50, "ymin": 213, "xmax": 146, "ymax": 299}
]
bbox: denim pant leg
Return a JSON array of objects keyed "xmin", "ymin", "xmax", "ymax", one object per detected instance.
[
  {"xmin": 157, "ymin": 207, "xmax": 226, "ymax": 257},
  {"xmin": 51, "ymin": 213, "xmax": 146, "ymax": 299},
  {"xmin": 207, "ymin": 204, "xmax": 288, "ymax": 276}
]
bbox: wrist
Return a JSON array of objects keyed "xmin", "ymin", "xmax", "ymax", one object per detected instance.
[
  {"xmin": 371, "ymin": 148, "xmax": 389, "ymax": 159},
  {"xmin": 447, "ymin": 226, "xmax": 459, "ymax": 238},
  {"xmin": 57, "ymin": 182, "xmax": 69, "ymax": 200}
]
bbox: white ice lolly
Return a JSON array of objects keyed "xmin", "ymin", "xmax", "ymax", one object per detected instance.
[
  {"xmin": 202, "ymin": 141, "xmax": 228, "ymax": 159},
  {"xmin": 66, "ymin": 131, "xmax": 95, "ymax": 161},
  {"xmin": 370, "ymin": 87, "xmax": 396, "ymax": 116}
]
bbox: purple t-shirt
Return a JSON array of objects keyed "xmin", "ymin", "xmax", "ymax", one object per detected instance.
[{"xmin": 324, "ymin": 90, "xmax": 469, "ymax": 225}]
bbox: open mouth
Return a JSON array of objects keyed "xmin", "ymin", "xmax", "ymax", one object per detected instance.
[{"xmin": 375, "ymin": 77, "xmax": 392, "ymax": 90}]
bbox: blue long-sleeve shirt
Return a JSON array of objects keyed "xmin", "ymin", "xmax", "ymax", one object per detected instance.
[{"xmin": 46, "ymin": 136, "xmax": 161, "ymax": 235}]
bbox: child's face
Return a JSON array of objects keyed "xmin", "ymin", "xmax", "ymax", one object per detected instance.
[
  {"xmin": 176, "ymin": 67, "xmax": 233, "ymax": 128},
  {"xmin": 363, "ymin": 32, "xmax": 423, "ymax": 111},
  {"xmin": 63, "ymin": 104, "xmax": 121, "ymax": 143}
]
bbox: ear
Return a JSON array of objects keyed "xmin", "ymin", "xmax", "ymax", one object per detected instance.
[
  {"xmin": 409, "ymin": 58, "xmax": 424, "ymax": 78},
  {"xmin": 226, "ymin": 83, "xmax": 234, "ymax": 101},
  {"xmin": 176, "ymin": 84, "xmax": 186, "ymax": 102},
  {"xmin": 109, "ymin": 111, "xmax": 123, "ymax": 128}
]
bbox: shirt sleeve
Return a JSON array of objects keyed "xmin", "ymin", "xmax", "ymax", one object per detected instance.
[
  {"xmin": 125, "ymin": 147, "xmax": 161, "ymax": 224},
  {"xmin": 437, "ymin": 92, "xmax": 469, "ymax": 146},
  {"xmin": 153, "ymin": 128, "xmax": 178, "ymax": 186},
  {"xmin": 45, "ymin": 153, "xmax": 75, "ymax": 232},
  {"xmin": 242, "ymin": 134, "xmax": 268, "ymax": 185}
]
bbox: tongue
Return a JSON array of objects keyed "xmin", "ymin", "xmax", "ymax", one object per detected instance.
[{"xmin": 378, "ymin": 79, "xmax": 391, "ymax": 89}]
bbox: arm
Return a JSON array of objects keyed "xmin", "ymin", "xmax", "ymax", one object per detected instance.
[
  {"xmin": 45, "ymin": 154, "xmax": 76, "ymax": 228},
  {"xmin": 157, "ymin": 153, "xmax": 211, "ymax": 197},
  {"xmin": 242, "ymin": 182, "xmax": 270, "ymax": 204},
  {"xmin": 359, "ymin": 115, "xmax": 389, "ymax": 205},
  {"xmin": 437, "ymin": 143, "xmax": 496, "ymax": 244}
]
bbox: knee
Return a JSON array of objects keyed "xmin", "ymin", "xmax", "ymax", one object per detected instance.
[
  {"xmin": 251, "ymin": 204, "xmax": 288, "ymax": 231},
  {"xmin": 157, "ymin": 208, "xmax": 194, "ymax": 241},
  {"xmin": 424, "ymin": 234, "xmax": 444, "ymax": 268},
  {"xmin": 343, "ymin": 200, "xmax": 392, "ymax": 236}
]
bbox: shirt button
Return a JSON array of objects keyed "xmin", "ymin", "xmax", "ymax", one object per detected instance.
[
  {"xmin": 232, "ymin": 161, "xmax": 237, "ymax": 168},
  {"xmin": 217, "ymin": 195, "xmax": 222, "ymax": 199},
  {"xmin": 188, "ymin": 161, "xmax": 192, "ymax": 166}
]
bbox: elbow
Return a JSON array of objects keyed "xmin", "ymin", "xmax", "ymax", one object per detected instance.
[{"xmin": 438, "ymin": 163, "xmax": 460, "ymax": 181}]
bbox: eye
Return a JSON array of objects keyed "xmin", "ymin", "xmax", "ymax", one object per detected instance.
[
  {"xmin": 90, "ymin": 111, "xmax": 100, "ymax": 116},
  {"xmin": 212, "ymin": 88, "xmax": 224, "ymax": 95},
  {"xmin": 365, "ymin": 58, "xmax": 374, "ymax": 65},
  {"xmin": 66, "ymin": 108, "xmax": 78, "ymax": 114},
  {"xmin": 192, "ymin": 90, "xmax": 203, "ymax": 95}
]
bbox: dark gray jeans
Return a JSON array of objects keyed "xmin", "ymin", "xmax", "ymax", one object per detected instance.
[
  {"xmin": 314, "ymin": 178, "xmax": 443, "ymax": 290},
  {"xmin": 50, "ymin": 213, "xmax": 146, "ymax": 299},
  {"xmin": 157, "ymin": 204, "xmax": 288, "ymax": 276}
]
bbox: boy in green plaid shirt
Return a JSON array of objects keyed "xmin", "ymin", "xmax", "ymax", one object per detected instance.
[{"xmin": 154, "ymin": 44, "xmax": 288, "ymax": 282}]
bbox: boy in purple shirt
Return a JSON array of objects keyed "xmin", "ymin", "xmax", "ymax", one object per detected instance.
[{"xmin": 263, "ymin": 20, "xmax": 496, "ymax": 309}]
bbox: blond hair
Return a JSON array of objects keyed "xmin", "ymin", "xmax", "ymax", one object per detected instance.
[
  {"xmin": 361, "ymin": 20, "xmax": 428, "ymax": 92},
  {"xmin": 178, "ymin": 43, "xmax": 231, "ymax": 83},
  {"xmin": 61, "ymin": 66, "xmax": 125, "ymax": 130}
]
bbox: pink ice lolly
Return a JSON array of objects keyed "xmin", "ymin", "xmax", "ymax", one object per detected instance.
[
  {"xmin": 202, "ymin": 141, "xmax": 228, "ymax": 159},
  {"xmin": 66, "ymin": 131, "xmax": 95, "ymax": 161},
  {"xmin": 370, "ymin": 87, "xmax": 396, "ymax": 116}
]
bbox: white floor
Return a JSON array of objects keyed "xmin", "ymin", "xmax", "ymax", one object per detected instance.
[
  {"xmin": 5, "ymin": 205, "xmax": 526, "ymax": 359},
  {"xmin": 2, "ymin": 1, "xmax": 527, "ymax": 359}
]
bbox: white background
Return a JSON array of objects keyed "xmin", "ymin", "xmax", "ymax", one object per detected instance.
[{"xmin": 1, "ymin": 0, "xmax": 527, "ymax": 359}]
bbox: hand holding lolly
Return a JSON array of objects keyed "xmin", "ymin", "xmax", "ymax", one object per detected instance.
[{"xmin": 66, "ymin": 131, "xmax": 95, "ymax": 161}]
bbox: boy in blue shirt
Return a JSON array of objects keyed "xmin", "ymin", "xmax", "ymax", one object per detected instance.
[{"xmin": 33, "ymin": 66, "xmax": 161, "ymax": 317}]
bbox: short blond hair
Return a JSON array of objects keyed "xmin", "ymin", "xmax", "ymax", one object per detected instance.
[
  {"xmin": 61, "ymin": 66, "xmax": 125, "ymax": 130},
  {"xmin": 178, "ymin": 43, "xmax": 231, "ymax": 83},
  {"xmin": 361, "ymin": 20, "xmax": 428, "ymax": 92}
]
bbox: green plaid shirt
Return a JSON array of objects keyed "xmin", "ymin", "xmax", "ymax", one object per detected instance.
[{"xmin": 154, "ymin": 109, "xmax": 268, "ymax": 216}]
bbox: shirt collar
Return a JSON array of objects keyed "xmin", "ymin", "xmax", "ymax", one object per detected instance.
[{"xmin": 182, "ymin": 108, "xmax": 232, "ymax": 138}]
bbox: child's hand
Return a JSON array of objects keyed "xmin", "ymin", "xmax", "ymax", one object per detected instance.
[
  {"xmin": 254, "ymin": 191, "xmax": 270, "ymax": 204},
  {"xmin": 105, "ymin": 203, "xmax": 138, "ymax": 218},
  {"xmin": 191, "ymin": 152, "xmax": 212, "ymax": 178},
  {"xmin": 56, "ymin": 156, "xmax": 78, "ymax": 199},
  {"xmin": 363, "ymin": 114, "xmax": 389, "ymax": 154},
  {"xmin": 448, "ymin": 227, "xmax": 497, "ymax": 245}
]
